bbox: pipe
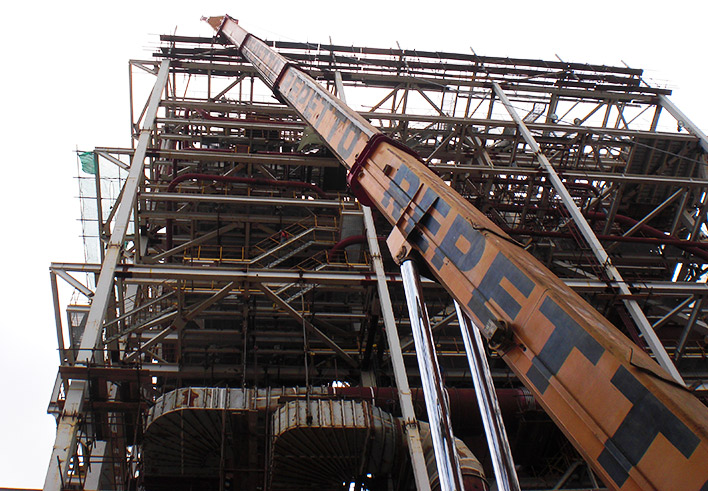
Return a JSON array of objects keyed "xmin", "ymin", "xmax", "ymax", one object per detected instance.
[
  {"xmin": 193, "ymin": 107, "xmax": 303, "ymax": 127},
  {"xmin": 462, "ymin": 174, "xmax": 599, "ymax": 196},
  {"xmin": 587, "ymin": 210, "xmax": 708, "ymax": 262},
  {"xmin": 166, "ymin": 172, "xmax": 329, "ymax": 197},
  {"xmin": 504, "ymin": 228, "xmax": 708, "ymax": 262},
  {"xmin": 329, "ymin": 234, "xmax": 369, "ymax": 253},
  {"xmin": 327, "ymin": 234, "xmax": 387, "ymax": 260},
  {"xmin": 254, "ymin": 150, "xmax": 313, "ymax": 155}
]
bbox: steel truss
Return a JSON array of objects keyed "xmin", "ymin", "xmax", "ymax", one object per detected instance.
[{"xmin": 44, "ymin": 30, "xmax": 708, "ymax": 490}]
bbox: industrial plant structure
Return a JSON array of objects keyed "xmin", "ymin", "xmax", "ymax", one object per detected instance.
[{"xmin": 44, "ymin": 16, "xmax": 708, "ymax": 491}]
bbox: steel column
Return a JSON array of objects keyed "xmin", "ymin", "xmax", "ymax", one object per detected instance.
[
  {"xmin": 43, "ymin": 59, "xmax": 170, "ymax": 491},
  {"xmin": 50, "ymin": 272, "xmax": 67, "ymax": 364}
]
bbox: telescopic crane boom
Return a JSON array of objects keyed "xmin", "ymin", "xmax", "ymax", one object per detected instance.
[{"xmin": 208, "ymin": 16, "xmax": 708, "ymax": 490}]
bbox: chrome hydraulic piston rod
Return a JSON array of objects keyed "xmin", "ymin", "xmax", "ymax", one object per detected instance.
[
  {"xmin": 401, "ymin": 259, "xmax": 464, "ymax": 491},
  {"xmin": 455, "ymin": 302, "xmax": 520, "ymax": 491}
]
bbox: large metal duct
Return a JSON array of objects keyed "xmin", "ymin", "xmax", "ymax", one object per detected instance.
[{"xmin": 269, "ymin": 400, "xmax": 487, "ymax": 490}]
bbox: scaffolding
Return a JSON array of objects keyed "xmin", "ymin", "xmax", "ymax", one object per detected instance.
[{"xmin": 45, "ymin": 27, "xmax": 708, "ymax": 491}]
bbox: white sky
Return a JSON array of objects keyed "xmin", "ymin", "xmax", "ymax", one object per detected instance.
[{"xmin": 1, "ymin": 1, "xmax": 706, "ymax": 487}]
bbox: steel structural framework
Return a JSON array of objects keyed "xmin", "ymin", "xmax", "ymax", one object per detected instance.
[{"xmin": 45, "ymin": 22, "xmax": 708, "ymax": 491}]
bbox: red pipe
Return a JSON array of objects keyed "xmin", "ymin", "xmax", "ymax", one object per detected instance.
[
  {"xmin": 328, "ymin": 235, "xmax": 387, "ymax": 255},
  {"xmin": 254, "ymin": 150, "xmax": 312, "ymax": 156},
  {"xmin": 193, "ymin": 108, "xmax": 303, "ymax": 126},
  {"xmin": 157, "ymin": 147, "xmax": 311, "ymax": 157},
  {"xmin": 586, "ymin": 211, "xmax": 708, "ymax": 261},
  {"xmin": 328, "ymin": 386, "xmax": 536, "ymax": 431},
  {"xmin": 464, "ymin": 175, "xmax": 599, "ymax": 195},
  {"xmin": 504, "ymin": 227, "xmax": 708, "ymax": 259}
]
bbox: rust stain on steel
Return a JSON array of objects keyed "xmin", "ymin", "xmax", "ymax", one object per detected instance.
[{"xmin": 181, "ymin": 388, "xmax": 200, "ymax": 407}]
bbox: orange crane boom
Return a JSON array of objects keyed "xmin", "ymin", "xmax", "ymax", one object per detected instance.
[{"xmin": 208, "ymin": 15, "xmax": 708, "ymax": 490}]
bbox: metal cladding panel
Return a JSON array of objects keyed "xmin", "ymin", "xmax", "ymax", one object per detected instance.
[{"xmin": 147, "ymin": 387, "xmax": 251, "ymax": 424}]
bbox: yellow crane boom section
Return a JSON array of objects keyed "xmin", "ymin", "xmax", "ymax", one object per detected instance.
[{"xmin": 208, "ymin": 15, "xmax": 708, "ymax": 490}]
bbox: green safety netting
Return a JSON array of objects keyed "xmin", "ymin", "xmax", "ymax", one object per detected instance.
[{"xmin": 79, "ymin": 151, "xmax": 96, "ymax": 174}]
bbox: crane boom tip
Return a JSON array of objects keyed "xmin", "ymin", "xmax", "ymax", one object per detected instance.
[{"xmin": 203, "ymin": 16, "xmax": 231, "ymax": 32}]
